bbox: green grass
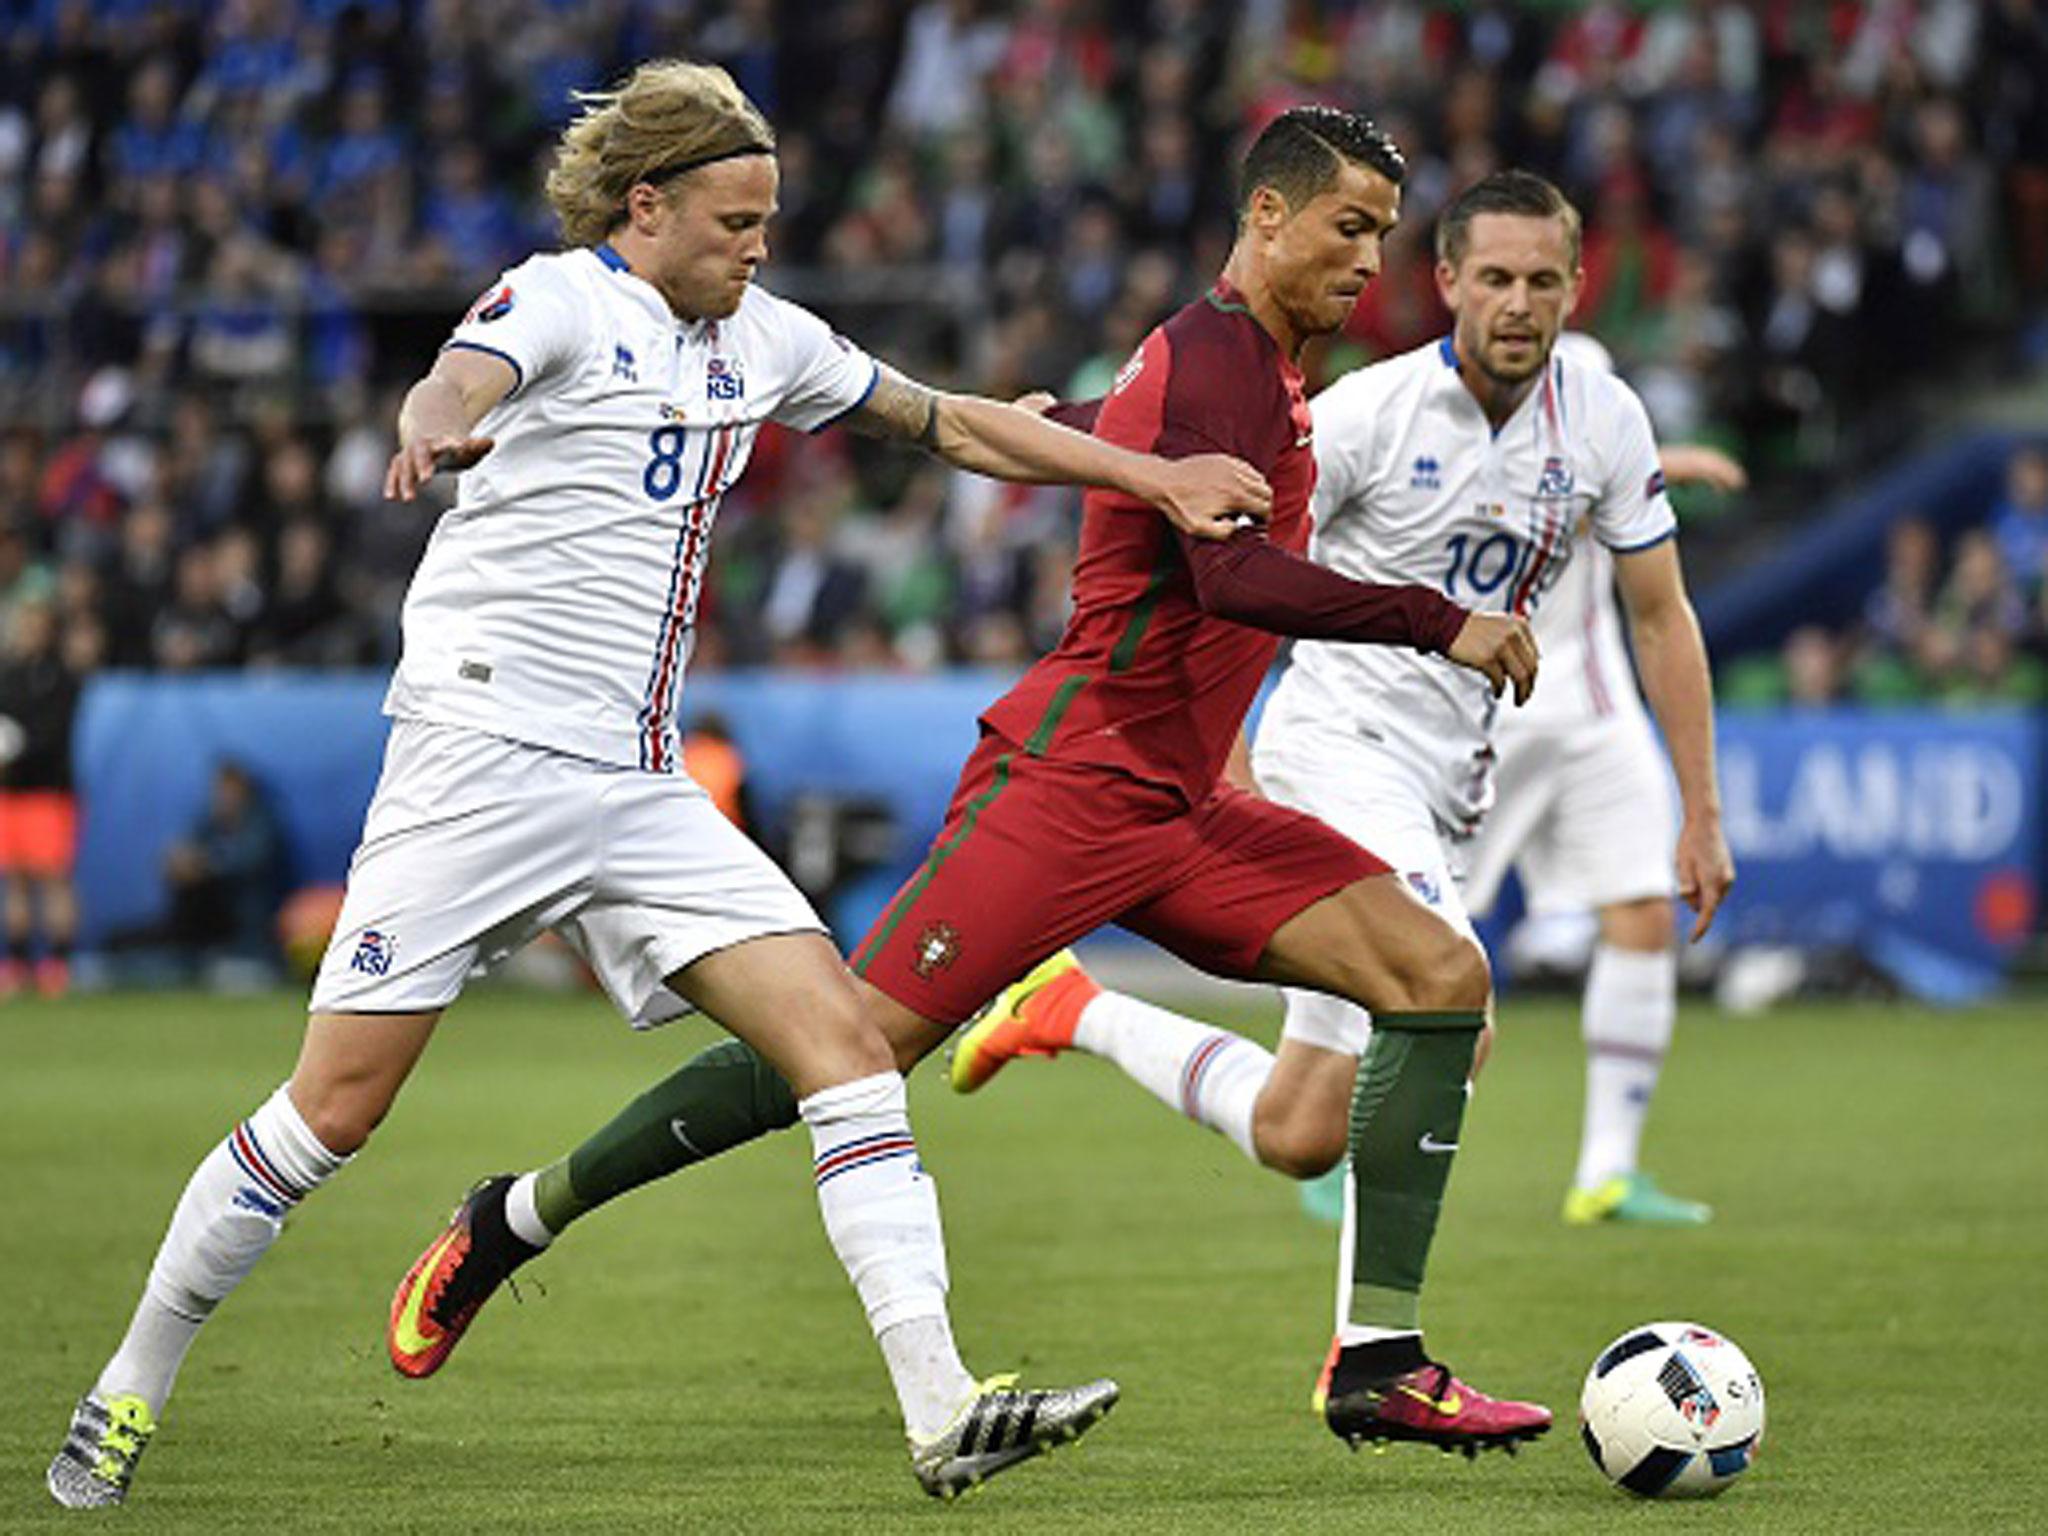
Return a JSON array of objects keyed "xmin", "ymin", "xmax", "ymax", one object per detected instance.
[{"xmin": 3, "ymin": 988, "xmax": 2045, "ymax": 1533}]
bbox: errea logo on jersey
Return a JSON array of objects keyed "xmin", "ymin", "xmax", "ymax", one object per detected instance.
[
  {"xmin": 706, "ymin": 357, "xmax": 745, "ymax": 400},
  {"xmin": 1411, "ymin": 455, "xmax": 1442, "ymax": 490},
  {"xmin": 1112, "ymin": 351, "xmax": 1145, "ymax": 394}
]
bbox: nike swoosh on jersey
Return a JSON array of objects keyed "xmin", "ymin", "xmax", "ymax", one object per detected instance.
[{"xmin": 1418, "ymin": 1132, "xmax": 1459, "ymax": 1154}]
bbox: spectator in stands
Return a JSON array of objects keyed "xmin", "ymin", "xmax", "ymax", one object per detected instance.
[
  {"xmin": 1936, "ymin": 528, "xmax": 2027, "ymax": 641},
  {"xmin": 1782, "ymin": 624, "xmax": 1844, "ymax": 706},
  {"xmin": 1982, "ymin": 0, "xmax": 2048, "ymax": 312},
  {"xmin": 887, "ymin": 0, "xmax": 1009, "ymax": 140},
  {"xmin": 839, "ymin": 463, "xmax": 952, "ymax": 651},
  {"xmin": 1852, "ymin": 514, "xmax": 1942, "ymax": 701},
  {"xmin": 681, "ymin": 710, "xmax": 755, "ymax": 836},
  {"xmin": 1946, "ymin": 621, "xmax": 2048, "ymax": 706},
  {"xmin": 1989, "ymin": 445, "xmax": 2048, "ymax": 599},
  {"xmin": 418, "ymin": 143, "xmax": 526, "ymax": 286},
  {"xmin": 248, "ymin": 517, "xmax": 355, "ymax": 667},
  {"xmin": 150, "ymin": 541, "xmax": 238, "ymax": 671},
  {"xmin": 102, "ymin": 499, "xmax": 177, "ymax": 667},
  {"xmin": 4, "ymin": 0, "xmax": 2048, "ymax": 677},
  {"xmin": 753, "ymin": 476, "xmax": 868, "ymax": 667},
  {"xmin": 0, "ymin": 598, "xmax": 81, "ymax": 997},
  {"xmin": 158, "ymin": 759, "xmax": 286, "ymax": 988}
]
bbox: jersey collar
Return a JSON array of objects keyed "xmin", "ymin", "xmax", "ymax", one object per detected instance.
[
  {"xmin": 1436, "ymin": 331, "xmax": 1549, "ymax": 439},
  {"xmin": 592, "ymin": 242, "xmax": 722, "ymax": 339}
]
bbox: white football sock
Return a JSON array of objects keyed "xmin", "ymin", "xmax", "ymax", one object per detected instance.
[
  {"xmin": 800, "ymin": 1071, "xmax": 973, "ymax": 1441},
  {"xmin": 96, "ymin": 1084, "xmax": 348, "ymax": 1414},
  {"xmin": 877, "ymin": 1315, "xmax": 977, "ymax": 1443},
  {"xmin": 503, "ymin": 1172, "xmax": 555, "ymax": 1248},
  {"xmin": 1575, "ymin": 944, "xmax": 1677, "ymax": 1190},
  {"xmin": 1074, "ymin": 990, "xmax": 1272, "ymax": 1162}
]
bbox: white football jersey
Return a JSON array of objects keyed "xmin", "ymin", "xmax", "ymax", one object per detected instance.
[
  {"xmin": 1259, "ymin": 335, "xmax": 1674, "ymax": 831},
  {"xmin": 384, "ymin": 245, "xmax": 878, "ymax": 771},
  {"xmin": 1498, "ymin": 333, "xmax": 1651, "ymax": 735}
]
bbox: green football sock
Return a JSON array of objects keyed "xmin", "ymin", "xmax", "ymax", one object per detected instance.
[
  {"xmin": 532, "ymin": 1038, "xmax": 799, "ymax": 1233},
  {"xmin": 1345, "ymin": 1010, "xmax": 1484, "ymax": 1332}
]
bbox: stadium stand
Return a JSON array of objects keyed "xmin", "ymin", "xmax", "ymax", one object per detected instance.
[{"xmin": 4, "ymin": 0, "xmax": 2048, "ymax": 683}]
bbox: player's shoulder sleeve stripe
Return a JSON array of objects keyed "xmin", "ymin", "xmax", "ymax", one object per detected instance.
[
  {"xmin": 440, "ymin": 339, "xmax": 525, "ymax": 395},
  {"xmin": 805, "ymin": 358, "xmax": 881, "ymax": 434},
  {"xmin": 1603, "ymin": 524, "xmax": 1678, "ymax": 554}
]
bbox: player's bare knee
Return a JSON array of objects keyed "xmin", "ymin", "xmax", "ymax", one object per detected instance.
[
  {"xmin": 289, "ymin": 1081, "xmax": 386, "ymax": 1155},
  {"xmin": 1252, "ymin": 1099, "xmax": 1346, "ymax": 1179},
  {"xmin": 1600, "ymin": 896, "xmax": 1673, "ymax": 952},
  {"xmin": 807, "ymin": 981, "xmax": 897, "ymax": 1081},
  {"xmin": 1409, "ymin": 932, "xmax": 1490, "ymax": 1012}
]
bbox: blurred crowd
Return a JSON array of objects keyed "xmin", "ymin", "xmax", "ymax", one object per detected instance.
[
  {"xmin": 1726, "ymin": 440, "xmax": 2048, "ymax": 707},
  {"xmin": 2, "ymin": 0, "xmax": 2048, "ymax": 679}
]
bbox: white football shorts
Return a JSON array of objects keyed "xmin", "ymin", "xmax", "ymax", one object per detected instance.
[
  {"xmin": 310, "ymin": 719, "xmax": 824, "ymax": 1026},
  {"xmin": 1461, "ymin": 708, "xmax": 1677, "ymax": 918},
  {"xmin": 1251, "ymin": 721, "xmax": 1477, "ymax": 1056}
]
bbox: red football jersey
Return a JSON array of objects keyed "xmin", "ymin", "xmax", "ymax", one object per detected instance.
[{"xmin": 982, "ymin": 280, "xmax": 1316, "ymax": 805}]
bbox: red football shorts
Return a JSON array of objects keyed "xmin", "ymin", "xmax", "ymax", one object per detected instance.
[
  {"xmin": 0, "ymin": 790, "xmax": 78, "ymax": 876},
  {"xmin": 850, "ymin": 729, "xmax": 1388, "ymax": 1025}
]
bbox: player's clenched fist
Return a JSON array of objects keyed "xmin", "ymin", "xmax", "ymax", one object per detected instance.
[
  {"xmin": 383, "ymin": 434, "xmax": 496, "ymax": 502},
  {"xmin": 1446, "ymin": 612, "xmax": 1539, "ymax": 705},
  {"xmin": 1146, "ymin": 453, "xmax": 1273, "ymax": 541}
]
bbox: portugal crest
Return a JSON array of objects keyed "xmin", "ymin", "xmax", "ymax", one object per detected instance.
[{"xmin": 912, "ymin": 921, "xmax": 961, "ymax": 978}]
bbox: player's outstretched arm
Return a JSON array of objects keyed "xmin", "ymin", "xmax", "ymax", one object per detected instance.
[
  {"xmin": 1613, "ymin": 539, "xmax": 1735, "ymax": 940},
  {"xmin": 1658, "ymin": 444, "xmax": 1747, "ymax": 494},
  {"xmin": 847, "ymin": 366, "xmax": 1267, "ymax": 540},
  {"xmin": 383, "ymin": 348, "xmax": 516, "ymax": 502},
  {"xmin": 1172, "ymin": 525, "xmax": 1537, "ymax": 692}
]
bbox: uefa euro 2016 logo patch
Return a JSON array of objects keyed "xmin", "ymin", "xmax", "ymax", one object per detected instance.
[
  {"xmin": 350, "ymin": 929, "xmax": 395, "ymax": 977},
  {"xmin": 466, "ymin": 284, "xmax": 515, "ymax": 324}
]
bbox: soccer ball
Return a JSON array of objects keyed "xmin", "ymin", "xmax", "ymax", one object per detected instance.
[{"xmin": 1579, "ymin": 1321, "xmax": 1765, "ymax": 1498}]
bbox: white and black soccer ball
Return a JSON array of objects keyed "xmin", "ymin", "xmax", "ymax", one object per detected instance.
[{"xmin": 1579, "ymin": 1321, "xmax": 1765, "ymax": 1498}]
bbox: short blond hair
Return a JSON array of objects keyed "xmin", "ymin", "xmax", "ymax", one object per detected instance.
[{"xmin": 545, "ymin": 59, "xmax": 775, "ymax": 247}]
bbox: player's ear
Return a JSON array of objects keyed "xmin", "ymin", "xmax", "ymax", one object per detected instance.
[
  {"xmin": 1561, "ymin": 266, "xmax": 1585, "ymax": 323},
  {"xmin": 1433, "ymin": 257, "xmax": 1460, "ymax": 310},
  {"xmin": 1245, "ymin": 184, "xmax": 1290, "ymax": 238},
  {"xmin": 623, "ymin": 179, "xmax": 669, "ymax": 234}
]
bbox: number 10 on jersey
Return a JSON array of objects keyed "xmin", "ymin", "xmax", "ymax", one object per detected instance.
[{"xmin": 1443, "ymin": 528, "xmax": 1548, "ymax": 609}]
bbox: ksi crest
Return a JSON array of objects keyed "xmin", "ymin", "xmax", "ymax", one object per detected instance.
[{"xmin": 1535, "ymin": 455, "xmax": 1574, "ymax": 499}]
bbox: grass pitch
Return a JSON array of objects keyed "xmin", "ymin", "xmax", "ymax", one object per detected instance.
[{"xmin": 3, "ymin": 985, "xmax": 2045, "ymax": 1533}]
